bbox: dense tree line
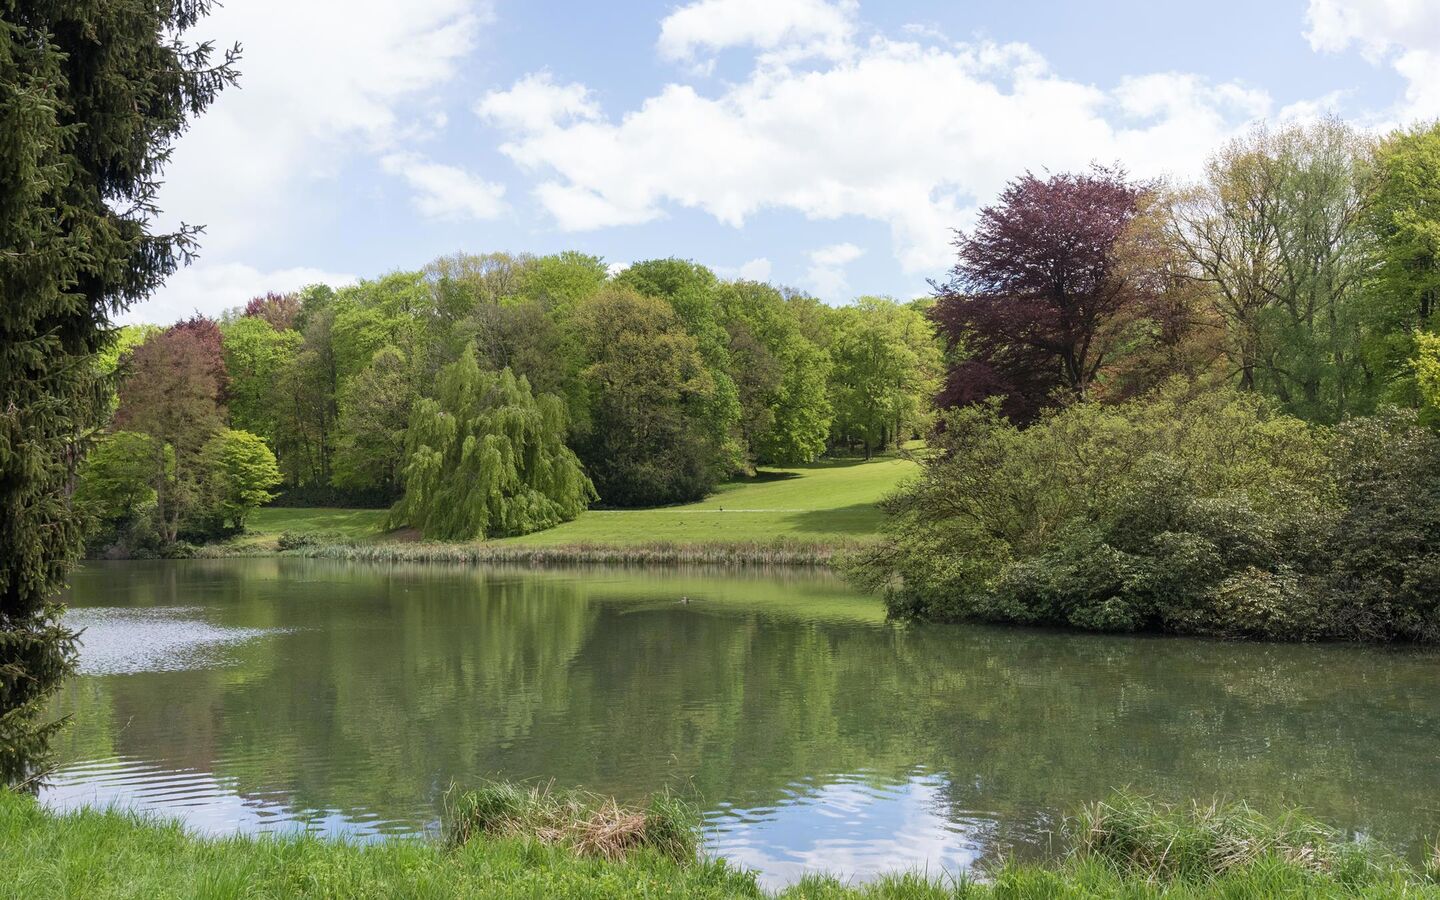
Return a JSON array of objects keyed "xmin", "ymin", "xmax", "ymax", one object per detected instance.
[
  {"xmin": 863, "ymin": 118, "xmax": 1440, "ymax": 641},
  {"xmin": 83, "ymin": 254, "xmax": 942, "ymax": 546}
]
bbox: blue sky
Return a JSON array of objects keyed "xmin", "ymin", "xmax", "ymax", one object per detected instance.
[{"xmin": 132, "ymin": 0, "xmax": 1440, "ymax": 323}]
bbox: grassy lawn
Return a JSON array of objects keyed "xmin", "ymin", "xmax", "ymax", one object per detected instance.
[
  {"xmin": 244, "ymin": 507, "xmax": 390, "ymax": 543},
  {"xmin": 245, "ymin": 454, "xmax": 918, "ymax": 549},
  {"xmin": 506, "ymin": 454, "xmax": 916, "ymax": 546}
]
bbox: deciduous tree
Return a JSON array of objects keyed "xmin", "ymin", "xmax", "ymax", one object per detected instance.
[
  {"xmin": 391, "ymin": 347, "xmax": 593, "ymax": 539},
  {"xmin": 115, "ymin": 326, "xmax": 227, "ymax": 543},
  {"xmin": 571, "ymin": 287, "xmax": 723, "ymax": 506},
  {"xmin": 200, "ymin": 429, "xmax": 282, "ymax": 531},
  {"xmin": 932, "ymin": 167, "xmax": 1153, "ymax": 422},
  {"xmin": 1167, "ymin": 120, "xmax": 1375, "ymax": 421}
]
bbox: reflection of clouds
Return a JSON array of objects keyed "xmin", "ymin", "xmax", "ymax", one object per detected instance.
[
  {"xmin": 42, "ymin": 756, "xmax": 409, "ymax": 838},
  {"xmin": 70, "ymin": 607, "xmax": 283, "ymax": 675},
  {"xmin": 705, "ymin": 771, "xmax": 986, "ymax": 889}
]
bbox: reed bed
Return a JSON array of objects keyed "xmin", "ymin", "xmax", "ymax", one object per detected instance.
[
  {"xmin": 1068, "ymin": 792, "xmax": 1397, "ymax": 884},
  {"xmin": 287, "ymin": 537, "xmax": 857, "ymax": 568}
]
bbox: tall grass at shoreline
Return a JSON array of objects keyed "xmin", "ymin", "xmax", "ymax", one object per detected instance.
[
  {"xmin": 445, "ymin": 781, "xmax": 699, "ymax": 863},
  {"xmin": 285, "ymin": 537, "xmax": 852, "ymax": 568},
  {"xmin": 6, "ymin": 788, "xmax": 1439, "ymax": 898}
]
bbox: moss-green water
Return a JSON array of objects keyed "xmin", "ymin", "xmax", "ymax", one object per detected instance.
[{"xmin": 44, "ymin": 558, "xmax": 1440, "ymax": 887}]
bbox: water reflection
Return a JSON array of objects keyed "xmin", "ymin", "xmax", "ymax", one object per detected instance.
[
  {"xmin": 42, "ymin": 558, "xmax": 1440, "ymax": 885},
  {"xmin": 707, "ymin": 771, "xmax": 990, "ymax": 889}
]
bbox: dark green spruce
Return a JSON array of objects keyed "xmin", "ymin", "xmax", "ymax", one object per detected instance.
[{"xmin": 0, "ymin": 0, "xmax": 234, "ymax": 786}]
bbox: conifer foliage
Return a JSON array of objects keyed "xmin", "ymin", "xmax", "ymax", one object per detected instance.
[
  {"xmin": 0, "ymin": 1, "xmax": 235, "ymax": 784},
  {"xmin": 391, "ymin": 348, "xmax": 595, "ymax": 540}
]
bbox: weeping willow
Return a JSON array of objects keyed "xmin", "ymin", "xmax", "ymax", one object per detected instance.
[{"xmin": 391, "ymin": 348, "xmax": 595, "ymax": 540}]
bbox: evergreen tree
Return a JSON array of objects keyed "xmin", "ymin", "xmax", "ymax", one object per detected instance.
[
  {"xmin": 0, "ymin": 0, "xmax": 234, "ymax": 784},
  {"xmin": 391, "ymin": 347, "xmax": 595, "ymax": 540}
]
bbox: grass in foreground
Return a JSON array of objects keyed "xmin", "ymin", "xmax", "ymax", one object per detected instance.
[
  {"xmin": 242, "ymin": 454, "xmax": 918, "ymax": 554},
  {"xmin": 6, "ymin": 787, "xmax": 1438, "ymax": 899}
]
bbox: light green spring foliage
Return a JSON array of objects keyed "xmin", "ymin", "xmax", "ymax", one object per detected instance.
[
  {"xmin": 331, "ymin": 345, "xmax": 413, "ymax": 491},
  {"xmin": 617, "ymin": 259, "xmax": 747, "ymax": 473},
  {"xmin": 1368, "ymin": 122, "xmax": 1440, "ymax": 402},
  {"xmin": 1168, "ymin": 119, "xmax": 1376, "ymax": 422},
  {"xmin": 331, "ymin": 271, "xmax": 430, "ymax": 384},
  {"xmin": 94, "ymin": 325, "xmax": 160, "ymax": 378},
  {"xmin": 200, "ymin": 430, "xmax": 283, "ymax": 531},
  {"xmin": 827, "ymin": 297, "xmax": 941, "ymax": 454},
  {"xmin": 217, "ymin": 252, "xmax": 941, "ymax": 509},
  {"xmin": 392, "ymin": 347, "xmax": 595, "ymax": 540},
  {"xmin": 1417, "ymin": 331, "xmax": 1440, "ymax": 412},
  {"xmin": 74, "ymin": 432, "xmax": 162, "ymax": 524},
  {"xmin": 517, "ymin": 250, "xmax": 609, "ymax": 313},
  {"xmin": 219, "ymin": 315, "xmax": 303, "ymax": 443},
  {"xmin": 570, "ymin": 287, "xmax": 725, "ymax": 507},
  {"xmin": 716, "ymin": 281, "xmax": 834, "ymax": 466}
]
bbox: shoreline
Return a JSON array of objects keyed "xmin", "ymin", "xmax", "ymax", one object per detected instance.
[
  {"xmin": 190, "ymin": 537, "xmax": 860, "ymax": 568},
  {"xmin": 8, "ymin": 789, "xmax": 1438, "ymax": 898}
]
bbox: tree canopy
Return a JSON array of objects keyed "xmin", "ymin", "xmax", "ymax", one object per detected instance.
[{"xmin": 391, "ymin": 347, "xmax": 594, "ymax": 540}]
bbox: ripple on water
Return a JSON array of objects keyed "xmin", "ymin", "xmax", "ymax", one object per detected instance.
[
  {"xmin": 43, "ymin": 756, "xmax": 413, "ymax": 839},
  {"xmin": 68, "ymin": 607, "xmax": 282, "ymax": 675}
]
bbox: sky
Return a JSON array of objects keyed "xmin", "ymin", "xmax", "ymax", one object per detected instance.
[{"xmin": 130, "ymin": 0, "xmax": 1440, "ymax": 323}]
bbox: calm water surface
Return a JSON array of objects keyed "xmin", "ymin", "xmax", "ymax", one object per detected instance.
[{"xmin": 45, "ymin": 559, "xmax": 1440, "ymax": 887}]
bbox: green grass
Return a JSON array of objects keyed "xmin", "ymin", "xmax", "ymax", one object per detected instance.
[
  {"xmin": 506, "ymin": 455, "xmax": 916, "ymax": 546},
  {"xmin": 5, "ymin": 789, "xmax": 1438, "ymax": 899},
  {"xmin": 242, "ymin": 454, "xmax": 918, "ymax": 552},
  {"xmin": 245, "ymin": 507, "xmax": 390, "ymax": 541}
]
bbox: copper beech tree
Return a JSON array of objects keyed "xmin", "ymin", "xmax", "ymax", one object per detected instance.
[{"xmin": 930, "ymin": 167, "xmax": 1160, "ymax": 422}]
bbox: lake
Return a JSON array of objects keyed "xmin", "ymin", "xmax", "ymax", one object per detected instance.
[{"xmin": 44, "ymin": 558, "xmax": 1440, "ymax": 887}]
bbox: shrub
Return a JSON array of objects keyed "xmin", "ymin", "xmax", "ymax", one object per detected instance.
[
  {"xmin": 1321, "ymin": 408, "xmax": 1440, "ymax": 642},
  {"xmin": 849, "ymin": 382, "xmax": 1338, "ymax": 638},
  {"xmin": 276, "ymin": 530, "xmax": 349, "ymax": 551}
]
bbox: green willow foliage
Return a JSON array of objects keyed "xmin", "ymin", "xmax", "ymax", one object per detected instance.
[
  {"xmin": 0, "ymin": 0, "xmax": 233, "ymax": 784},
  {"xmin": 391, "ymin": 348, "xmax": 595, "ymax": 540}
]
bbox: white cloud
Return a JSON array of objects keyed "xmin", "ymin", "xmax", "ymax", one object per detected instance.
[
  {"xmin": 714, "ymin": 257, "xmax": 775, "ymax": 281},
  {"xmin": 475, "ymin": 71, "xmax": 601, "ymax": 133},
  {"xmin": 738, "ymin": 257, "xmax": 773, "ymax": 281},
  {"xmin": 123, "ymin": 263, "xmax": 357, "ymax": 325},
  {"xmin": 1305, "ymin": 0, "xmax": 1440, "ymax": 119},
  {"xmin": 806, "ymin": 242, "xmax": 863, "ymax": 298},
  {"xmin": 482, "ymin": 31, "xmax": 1275, "ymax": 275},
  {"xmin": 157, "ymin": 0, "xmax": 489, "ymax": 250},
  {"xmin": 132, "ymin": 0, "xmax": 490, "ymax": 321},
  {"xmin": 657, "ymin": 0, "xmax": 858, "ymax": 64},
  {"xmin": 381, "ymin": 153, "xmax": 507, "ymax": 221}
]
